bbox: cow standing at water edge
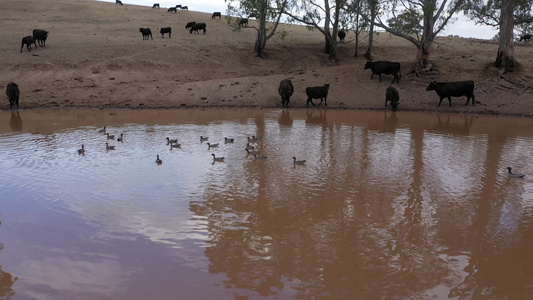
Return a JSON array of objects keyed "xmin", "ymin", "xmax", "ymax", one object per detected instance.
[
  {"xmin": 278, "ymin": 79, "xmax": 294, "ymax": 108},
  {"xmin": 385, "ymin": 86, "xmax": 399, "ymax": 111},
  {"xmin": 6, "ymin": 82, "xmax": 20, "ymax": 109},
  {"xmin": 305, "ymin": 84, "xmax": 330, "ymax": 107},
  {"xmin": 426, "ymin": 81, "xmax": 476, "ymax": 106},
  {"xmin": 364, "ymin": 60, "xmax": 401, "ymax": 84}
]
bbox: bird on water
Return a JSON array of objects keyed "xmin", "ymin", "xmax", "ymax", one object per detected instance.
[{"xmin": 507, "ymin": 167, "xmax": 525, "ymax": 178}]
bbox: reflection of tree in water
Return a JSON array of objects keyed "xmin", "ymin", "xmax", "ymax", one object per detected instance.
[
  {"xmin": 9, "ymin": 111, "xmax": 23, "ymax": 132},
  {"xmin": 0, "ymin": 216, "xmax": 17, "ymax": 299}
]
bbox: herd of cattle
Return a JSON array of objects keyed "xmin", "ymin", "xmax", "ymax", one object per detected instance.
[{"xmin": 8, "ymin": 2, "xmax": 532, "ymax": 111}]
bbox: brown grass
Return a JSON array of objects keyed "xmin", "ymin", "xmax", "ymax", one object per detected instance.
[{"xmin": 1, "ymin": 0, "xmax": 533, "ymax": 116}]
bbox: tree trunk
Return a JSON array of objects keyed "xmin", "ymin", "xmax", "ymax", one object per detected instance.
[
  {"xmin": 495, "ymin": 0, "xmax": 516, "ymax": 73},
  {"xmin": 364, "ymin": 5, "xmax": 376, "ymax": 60},
  {"xmin": 253, "ymin": 13, "xmax": 267, "ymax": 57},
  {"xmin": 416, "ymin": 5, "xmax": 435, "ymax": 71}
]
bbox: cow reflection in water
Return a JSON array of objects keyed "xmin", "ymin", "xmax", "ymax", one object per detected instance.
[
  {"xmin": 9, "ymin": 110, "xmax": 23, "ymax": 132},
  {"xmin": 277, "ymin": 109, "xmax": 293, "ymax": 127},
  {"xmin": 305, "ymin": 109, "xmax": 328, "ymax": 128}
]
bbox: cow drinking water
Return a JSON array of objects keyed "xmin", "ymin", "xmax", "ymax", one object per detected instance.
[
  {"xmin": 6, "ymin": 82, "xmax": 20, "ymax": 109},
  {"xmin": 278, "ymin": 79, "xmax": 294, "ymax": 108},
  {"xmin": 385, "ymin": 86, "xmax": 399, "ymax": 111}
]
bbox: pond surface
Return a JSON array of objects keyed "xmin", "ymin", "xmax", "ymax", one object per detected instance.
[{"xmin": 1, "ymin": 108, "xmax": 533, "ymax": 300}]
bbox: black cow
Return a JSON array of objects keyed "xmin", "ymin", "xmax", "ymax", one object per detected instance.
[
  {"xmin": 185, "ymin": 21, "xmax": 196, "ymax": 29},
  {"xmin": 239, "ymin": 18, "xmax": 248, "ymax": 27},
  {"xmin": 190, "ymin": 23, "xmax": 206, "ymax": 34},
  {"xmin": 180, "ymin": 6, "xmax": 188, "ymax": 10},
  {"xmin": 212, "ymin": 12, "xmax": 221, "ymax": 19},
  {"xmin": 278, "ymin": 79, "xmax": 294, "ymax": 108},
  {"xmin": 305, "ymin": 84, "xmax": 330, "ymax": 107},
  {"xmin": 176, "ymin": 5, "xmax": 181, "ymax": 8},
  {"xmin": 32, "ymin": 29, "xmax": 49, "ymax": 47},
  {"xmin": 364, "ymin": 60, "xmax": 401, "ymax": 84},
  {"xmin": 385, "ymin": 86, "xmax": 399, "ymax": 111},
  {"xmin": 139, "ymin": 28, "xmax": 153, "ymax": 40},
  {"xmin": 519, "ymin": 34, "xmax": 531, "ymax": 42},
  {"xmin": 152, "ymin": 3, "xmax": 159, "ymax": 8},
  {"xmin": 116, "ymin": 0, "xmax": 123, "ymax": 5},
  {"xmin": 20, "ymin": 36, "xmax": 36, "ymax": 52},
  {"xmin": 426, "ymin": 81, "xmax": 476, "ymax": 107},
  {"xmin": 159, "ymin": 27, "xmax": 171, "ymax": 38},
  {"xmin": 338, "ymin": 30, "xmax": 346, "ymax": 42},
  {"xmin": 6, "ymin": 82, "xmax": 20, "ymax": 109},
  {"xmin": 168, "ymin": 7, "xmax": 177, "ymax": 13}
]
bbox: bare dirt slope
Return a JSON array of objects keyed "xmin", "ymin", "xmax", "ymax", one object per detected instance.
[{"xmin": 2, "ymin": 0, "xmax": 533, "ymax": 116}]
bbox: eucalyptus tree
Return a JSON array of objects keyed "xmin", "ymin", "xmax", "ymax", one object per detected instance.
[
  {"xmin": 285, "ymin": 0, "xmax": 350, "ymax": 61},
  {"xmin": 340, "ymin": 0, "xmax": 370, "ymax": 57},
  {"xmin": 226, "ymin": 0, "xmax": 290, "ymax": 57},
  {"xmin": 463, "ymin": 0, "xmax": 533, "ymax": 73},
  {"xmin": 364, "ymin": 0, "xmax": 464, "ymax": 71}
]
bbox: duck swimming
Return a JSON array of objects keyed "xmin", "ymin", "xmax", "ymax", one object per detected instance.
[
  {"xmin": 224, "ymin": 137, "xmax": 235, "ymax": 143},
  {"xmin": 98, "ymin": 126, "xmax": 106, "ymax": 133},
  {"xmin": 78, "ymin": 144, "xmax": 85, "ymax": 155},
  {"xmin": 207, "ymin": 142, "xmax": 219, "ymax": 149},
  {"xmin": 106, "ymin": 142, "xmax": 115, "ymax": 150},
  {"xmin": 106, "ymin": 133, "xmax": 115, "ymax": 140},
  {"xmin": 156, "ymin": 155, "xmax": 162, "ymax": 164},
  {"xmin": 212, "ymin": 153, "xmax": 225, "ymax": 162},
  {"xmin": 167, "ymin": 137, "xmax": 178, "ymax": 144},
  {"xmin": 293, "ymin": 157, "xmax": 306, "ymax": 164},
  {"xmin": 117, "ymin": 133, "xmax": 124, "ymax": 142},
  {"xmin": 507, "ymin": 167, "xmax": 525, "ymax": 178},
  {"xmin": 200, "ymin": 136, "xmax": 209, "ymax": 141}
]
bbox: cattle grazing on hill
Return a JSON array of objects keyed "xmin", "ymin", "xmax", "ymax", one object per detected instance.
[
  {"xmin": 385, "ymin": 86, "xmax": 399, "ymax": 111},
  {"xmin": 116, "ymin": 0, "xmax": 123, "ymax": 5},
  {"xmin": 305, "ymin": 84, "xmax": 330, "ymax": 107},
  {"xmin": 364, "ymin": 60, "xmax": 401, "ymax": 84},
  {"xmin": 212, "ymin": 12, "xmax": 221, "ymax": 19},
  {"xmin": 185, "ymin": 21, "xmax": 196, "ymax": 29},
  {"xmin": 32, "ymin": 29, "xmax": 49, "ymax": 47},
  {"xmin": 6, "ymin": 82, "xmax": 20, "ymax": 109},
  {"xmin": 338, "ymin": 30, "xmax": 346, "ymax": 42},
  {"xmin": 239, "ymin": 18, "xmax": 248, "ymax": 27},
  {"xmin": 519, "ymin": 34, "xmax": 531, "ymax": 42},
  {"xmin": 152, "ymin": 3, "xmax": 159, "ymax": 8},
  {"xmin": 159, "ymin": 27, "xmax": 171, "ymax": 38},
  {"xmin": 180, "ymin": 6, "xmax": 188, "ymax": 10},
  {"xmin": 20, "ymin": 36, "xmax": 36, "ymax": 52},
  {"xmin": 139, "ymin": 28, "xmax": 153, "ymax": 40},
  {"xmin": 168, "ymin": 7, "xmax": 177, "ymax": 13},
  {"xmin": 278, "ymin": 79, "xmax": 294, "ymax": 108},
  {"xmin": 426, "ymin": 81, "xmax": 476, "ymax": 107},
  {"xmin": 175, "ymin": 5, "xmax": 181, "ymax": 8},
  {"xmin": 190, "ymin": 23, "xmax": 206, "ymax": 34}
]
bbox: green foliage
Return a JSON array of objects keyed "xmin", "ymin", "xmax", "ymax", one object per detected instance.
[{"xmin": 387, "ymin": 8, "xmax": 423, "ymax": 35}]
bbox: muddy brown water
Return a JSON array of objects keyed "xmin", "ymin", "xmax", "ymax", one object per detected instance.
[{"xmin": 1, "ymin": 109, "xmax": 532, "ymax": 299}]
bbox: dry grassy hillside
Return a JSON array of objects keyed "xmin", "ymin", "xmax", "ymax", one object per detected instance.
[{"xmin": 1, "ymin": 0, "xmax": 532, "ymax": 116}]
